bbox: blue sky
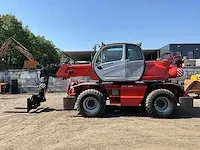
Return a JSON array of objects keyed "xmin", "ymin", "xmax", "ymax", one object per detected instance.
[{"xmin": 0, "ymin": 0, "xmax": 200, "ymax": 51}]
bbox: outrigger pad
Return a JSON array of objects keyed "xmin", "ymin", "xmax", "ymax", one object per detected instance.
[
  {"xmin": 27, "ymin": 95, "xmax": 41, "ymax": 112},
  {"xmin": 179, "ymin": 97, "xmax": 194, "ymax": 109},
  {"xmin": 26, "ymin": 92, "xmax": 46, "ymax": 112},
  {"xmin": 63, "ymin": 96, "xmax": 76, "ymax": 110}
]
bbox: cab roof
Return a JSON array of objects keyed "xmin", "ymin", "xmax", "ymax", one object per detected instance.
[{"xmin": 101, "ymin": 42, "xmax": 142, "ymax": 47}]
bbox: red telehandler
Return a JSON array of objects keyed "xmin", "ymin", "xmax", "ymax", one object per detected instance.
[{"xmin": 27, "ymin": 42, "xmax": 193, "ymax": 118}]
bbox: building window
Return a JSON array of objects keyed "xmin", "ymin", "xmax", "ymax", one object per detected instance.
[
  {"xmin": 188, "ymin": 51, "xmax": 194, "ymax": 59},
  {"xmin": 170, "ymin": 52, "xmax": 174, "ymax": 56},
  {"xmin": 175, "ymin": 51, "xmax": 181, "ymax": 56}
]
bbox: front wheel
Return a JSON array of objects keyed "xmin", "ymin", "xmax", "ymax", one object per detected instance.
[
  {"xmin": 145, "ymin": 89, "xmax": 177, "ymax": 118},
  {"xmin": 76, "ymin": 89, "xmax": 106, "ymax": 117}
]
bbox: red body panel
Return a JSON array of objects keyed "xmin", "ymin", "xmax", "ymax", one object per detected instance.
[
  {"xmin": 142, "ymin": 60, "xmax": 169, "ymax": 80},
  {"xmin": 66, "ymin": 82, "xmax": 147, "ymax": 106},
  {"xmin": 99, "ymin": 84, "xmax": 147, "ymax": 106},
  {"xmin": 56, "ymin": 64, "xmax": 98, "ymax": 80},
  {"xmin": 120, "ymin": 85, "xmax": 147, "ymax": 106}
]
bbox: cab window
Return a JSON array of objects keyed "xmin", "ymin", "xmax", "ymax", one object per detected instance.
[
  {"xmin": 102, "ymin": 46, "xmax": 123, "ymax": 63},
  {"xmin": 96, "ymin": 51, "xmax": 102, "ymax": 64},
  {"xmin": 126, "ymin": 44, "xmax": 143, "ymax": 61}
]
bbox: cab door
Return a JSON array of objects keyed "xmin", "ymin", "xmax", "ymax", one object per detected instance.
[
  {"xmin": 92, "ymin": 44, "xmax": 126, "ymax": 82},
  {"xmin": 125, "ymin": 44, "xmax": 145, "ymax": 81}
]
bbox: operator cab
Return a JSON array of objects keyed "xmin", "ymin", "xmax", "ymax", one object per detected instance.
[{"xmin": 92, "ymin": 43, "xmax": 145, "ymax": 82}]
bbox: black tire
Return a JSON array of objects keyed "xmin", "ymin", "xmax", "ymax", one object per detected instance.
[
  {"xmin": 76, "ymin": 89, "xmax": 106, "ymax": 117},
  {"xmin": 145, "ymin": 89, "xmax": 177, "ymax": 118}
]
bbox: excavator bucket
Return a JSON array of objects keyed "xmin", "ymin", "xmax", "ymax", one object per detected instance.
[
  {"xmin": 184, "ymin": 74, "xmax": 200, "ymax": 95},
  {"xmin": 23, "ymin": 60, "xmax": 39, "ymax": 69}
]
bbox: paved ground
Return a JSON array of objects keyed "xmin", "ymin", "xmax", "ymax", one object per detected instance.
[{"xmin": 0, "ymin": 93, "xmax": 200, "ymax": 150}]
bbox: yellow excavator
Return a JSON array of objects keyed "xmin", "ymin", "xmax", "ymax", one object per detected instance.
[
  {"xmin": 184, "ymin": 74, "xmax": 200, "ymax": 97},
  {"xmin": 0, "ymin": 37, "xmax": 39, "ymax": 69}
]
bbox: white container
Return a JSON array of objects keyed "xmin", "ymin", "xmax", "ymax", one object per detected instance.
[
  {"xmin": 196, "ymin": 59, "xmax": 200, "ymax": 66},
  {"xmin": 184, "ymin": 59, "xmax": 196, "ymax": 67}
]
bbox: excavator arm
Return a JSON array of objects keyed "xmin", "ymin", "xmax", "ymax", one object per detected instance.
[
  {"xmin": 0, "ymin": 37, "xmax": 39, "ymax": 69},
  {"xmin": 0, "ymin": 38, "xmax": 12, "ymax": 56}
]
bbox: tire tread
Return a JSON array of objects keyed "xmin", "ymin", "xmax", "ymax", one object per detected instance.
[
  {"xmin": 76, "ymin": 89, "xmax": 106, "ymax": 117},
  {"xmin": 145, "ymin": 89, "xmax": 176, "ymax": 118}
]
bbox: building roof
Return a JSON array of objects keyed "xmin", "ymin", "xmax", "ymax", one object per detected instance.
[
  {"xmin": 160, "ymin": 43, "xmax": 200, "ymax": 49},
  {"xmin": 169, "ymin": 43, "xmax": 200, "ymax": 45},
  {"xmin": 62, "ymin": 51, "xmax": 95, "ymax": 61},
  {"xmin": 142, "ymin": 49, "xmax": 159, "ymax": 51},
  {"xmin": 62, "ymin": 49, "xmax": 159, "ymax": 61}
]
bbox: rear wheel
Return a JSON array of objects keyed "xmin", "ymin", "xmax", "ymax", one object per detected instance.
[
  {"xmin": 145, "ymin": 89, "xmax": 177, "ymax": 118},
  {"xmin": 76, "ymin": 89, "xmax": 106, "ymax": 117}
]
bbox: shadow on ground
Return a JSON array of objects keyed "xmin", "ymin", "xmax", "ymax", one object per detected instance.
[
  {"xmin": 173, "ymin": 107, "xmax": 200, "ymax": 119},
  {"xmin": 74, "ymin": 106, "xmax": 200, "ymax": 119},
  {"xmin": 104, "ymin": 106, "xmax": 200, "ymax": 119},
  {"xmin": 4, "ymin": 107, "xmax": 72, "ymax": 114},
  {"xmin": 4, "ymin": 106, "xmax": 200, "ymax": 119}
]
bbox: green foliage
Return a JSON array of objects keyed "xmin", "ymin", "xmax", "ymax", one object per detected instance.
[{"xmin": 0, "ymin": 14, "xmax": 61, "ymax": 69}]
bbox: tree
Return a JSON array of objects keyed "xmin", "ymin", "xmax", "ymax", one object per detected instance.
[{"xmin": 0, "ymin": 14, "xmax": 61, "ymax": 69}]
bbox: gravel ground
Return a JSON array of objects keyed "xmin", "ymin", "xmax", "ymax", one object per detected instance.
[{"xmin": 0, "ymin": 93, "xmax": 200, "ymax": 150}]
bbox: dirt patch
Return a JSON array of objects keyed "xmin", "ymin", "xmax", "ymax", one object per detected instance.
[{"xmin": 0, "ymin": 93, "xmax": 200, "ymax": 150}]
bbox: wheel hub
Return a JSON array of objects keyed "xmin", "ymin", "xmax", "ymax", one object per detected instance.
[
  {"xmin": 88, "ymin": 100, "xmax": 96, "ymax": 108},
  {"xmin": 154, "ymin": 96, "xmax": 170, "ymax": 113},
  {"xmin": 157, "ymin": 100, "xmax": 165, "ymax": 108},
  {"xmin": 83, "ymin": 97, "xmax": 100, "ymax": 113}
]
